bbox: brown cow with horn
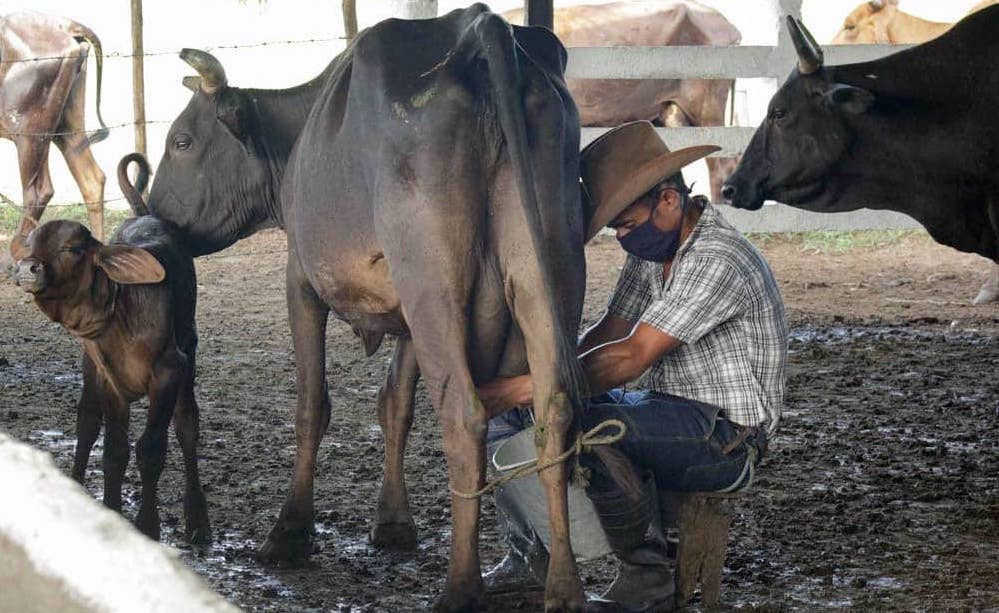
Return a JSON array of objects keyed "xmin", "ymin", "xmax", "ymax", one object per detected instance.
[{"xmin": 2, "ymin": 11, "xmax": 109, "ymax": 247}]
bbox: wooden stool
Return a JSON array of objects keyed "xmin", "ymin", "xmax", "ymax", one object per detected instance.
[{"xmin": 660, "ymin": 491, "xmax": 743, "ymax": 610}]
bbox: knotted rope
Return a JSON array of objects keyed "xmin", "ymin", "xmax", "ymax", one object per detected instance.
[{"xmin": 451, "ymin": 418, "xmax": 627, "ymax": 500}]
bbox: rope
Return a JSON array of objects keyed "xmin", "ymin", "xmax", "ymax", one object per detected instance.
[{"xmin": 451, "ymin": 418, "xmax": 627, "ymax": 500}]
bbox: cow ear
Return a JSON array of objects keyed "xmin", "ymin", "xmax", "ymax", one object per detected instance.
[
  {"xmin": 824, "ymin": 83, "xmax": 874, "ymax": 114},
  {"xmin": 182, "ymin": 75, "xmax": 202, "ymax": 92},
  {"xmin": 95, "ymin": 245, "xmax": 165, "ymax": 285},
  {"xmin": 215, "ymin": 90, "xmax": 248, "ymax": 145}
]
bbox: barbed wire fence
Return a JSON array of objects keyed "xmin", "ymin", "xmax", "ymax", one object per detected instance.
[{"xmin": 0, "ymin": 36, "xmax": 349, "ymax": 212}]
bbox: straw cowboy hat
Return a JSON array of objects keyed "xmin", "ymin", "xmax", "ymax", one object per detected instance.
[{"xmin": 581, "ymin": 120, "xmax": 720, "ymax": 242}]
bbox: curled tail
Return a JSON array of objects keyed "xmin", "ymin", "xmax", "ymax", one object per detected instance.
[
  {"xmin": 467, "ymin": 12, "xmax": 587, "ymax": 411},
  {"xmin": 118, "ymin": 153, "xmax": 151, "ymax": 216},
  {"xmin": 70, "ymin": 22, "xmax": 108, "ymax": 145}
]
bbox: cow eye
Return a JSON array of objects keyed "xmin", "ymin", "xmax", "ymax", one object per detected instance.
[
  {"xmin": 174, "ymin": 135, "xmax": 192, "ymax": 150},
  {"xmin": 844, "ymin": 24, "xmax": 856, "ymax": 31},
  {"xmin": 771, "ymin": 109, "xmax": 787, "ymax": 121}
]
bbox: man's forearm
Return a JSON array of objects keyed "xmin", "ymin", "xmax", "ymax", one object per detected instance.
[{"xmin": 580, "ymin": 339, "xmax": 647, "ymax": 396}]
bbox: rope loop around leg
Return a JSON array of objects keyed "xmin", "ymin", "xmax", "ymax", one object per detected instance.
[{"xmin": 451, "ymin": 418, "xmax": 627, "ymax": 500}]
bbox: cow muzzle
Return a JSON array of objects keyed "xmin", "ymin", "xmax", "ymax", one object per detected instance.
[{"xmin": 14, "ymin": 259, "xmax": 46, "ymax": 293}]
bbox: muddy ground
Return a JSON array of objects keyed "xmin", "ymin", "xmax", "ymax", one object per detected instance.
[{"xmin": 1, "ymin": 225, "xmax": 997, "ymax": 612}]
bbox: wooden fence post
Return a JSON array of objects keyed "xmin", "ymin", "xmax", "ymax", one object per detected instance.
[
  {"xmin": 130, "ymin": 0, "xmax": 146, "ymax": 158},
  {"xmin": 342, "ymin": 0, "xmax": 357, "ymax": 40}
]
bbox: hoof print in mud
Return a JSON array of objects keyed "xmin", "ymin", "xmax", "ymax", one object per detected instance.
[{"xmin": 369, "ymin": 521, "xmax": 418, "ymax": 550}]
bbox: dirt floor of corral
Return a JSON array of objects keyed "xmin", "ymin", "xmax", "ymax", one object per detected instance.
[{"xmin": 1, "ymin": 226, "xmax": 997, "ymax": 612}]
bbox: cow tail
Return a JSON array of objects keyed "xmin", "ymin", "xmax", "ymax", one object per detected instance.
[
  {"xmin": 470, "ymin": 13, "xmax": 587, "ymax": 413},
  {"xmin": 117, "ymin": 153, "xmax": 151, "ymax": 217},
  {"xmin": 70, "ymin": 22, "xmax": 109, "ymax": 145}
]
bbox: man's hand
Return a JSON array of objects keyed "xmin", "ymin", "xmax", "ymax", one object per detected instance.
[{"xmin": 477, "ymin": 374, "xmax": 533, "ymax": 416}]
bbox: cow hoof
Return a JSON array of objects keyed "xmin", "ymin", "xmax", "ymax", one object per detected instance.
[
  {"xmin": 369, "ymin": 520, "xmax": 418, "ymax": 550},
  {"xmin": 185, "ymin": 494, "xmax": 212, "ymax": 544},
  {"xmin": 431, "ymin": 591, "xmax": 486, "ymax": 613},
  {"xmin": 135, "ymin": 513, "xmax": 161, "ymax": 542},
  {"xmin": 973, "ymin": 285, "xmax": 999, "ymax": 305},
  {"xmin": 258, "ymin": 523, "xmax": 316, "ymax": 564},
  {"xmin": 186, "ymin": 520, "xmax": 213, "ymax": 545},
  {"xmin": 544, "ymin": 596, "xmax": 586, "ymax": 613}
]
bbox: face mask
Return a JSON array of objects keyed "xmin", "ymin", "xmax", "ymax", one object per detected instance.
[{"xmin": 617, "ymin": 195, "xmax": 687, "ymax": 262}]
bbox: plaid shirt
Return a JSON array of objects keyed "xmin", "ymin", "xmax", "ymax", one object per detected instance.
[{"xmin": 606, "ymin": 204, "xmax": 788, "ymax": 432}]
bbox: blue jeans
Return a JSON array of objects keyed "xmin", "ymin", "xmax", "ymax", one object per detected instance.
[{"xmin": 488, "ymin": 389, "xmax": 764, "ymax": 494}]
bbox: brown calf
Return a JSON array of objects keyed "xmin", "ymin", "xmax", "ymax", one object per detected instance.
[{"xmin": 12, "ymin": 213, "xmax": 210, "ymax": 544}]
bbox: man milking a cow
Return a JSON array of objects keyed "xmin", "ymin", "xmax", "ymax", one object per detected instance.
[{"xmin": 478, "ymin": 120, "xmax": 789, "ymax": 611}]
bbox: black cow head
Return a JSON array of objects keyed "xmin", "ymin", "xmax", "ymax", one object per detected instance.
[
  {"xmin": 145, "ymin": 49, "xmax": 276, "ymax": 256},
  {"xmin": 723, "ymin": 17, "xmax": 875, "ymax": 211}
]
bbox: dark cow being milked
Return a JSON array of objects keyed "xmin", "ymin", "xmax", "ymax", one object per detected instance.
[
  {"xmin": 724, "ymin": 10, "xmax": 999, "ymax": 291},
  {"xmin": 135, "ymin": 6, "xmax": 589, "ymax": 610},
  {"xmin": 2, "ymin": 12, "xmax": 109, "ymax": 244}
]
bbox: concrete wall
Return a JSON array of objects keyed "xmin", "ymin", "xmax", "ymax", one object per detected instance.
[{"xmin": 0, "ymin": 433, "xmax": 239, "ymax": 613}]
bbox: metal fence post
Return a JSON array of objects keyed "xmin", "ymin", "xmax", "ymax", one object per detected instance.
[{"xmin": 524, "ymin": 0, "xmax": 554, "ymax": 29}]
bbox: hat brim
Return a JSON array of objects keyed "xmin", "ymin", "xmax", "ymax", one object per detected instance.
[{"xmin": 585, "ymin": 144, "xmax": 721, "ymax": 243}]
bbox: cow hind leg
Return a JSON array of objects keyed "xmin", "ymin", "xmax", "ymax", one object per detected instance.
[
  {"xmin": 13, "ymin": 138, "xmax": 55, "ymax": 240},
  {"xmin": 54, "ymin": 134, "xmax": 106, "ymax": 241},
  {"xmin": 259, "ymin": 250, "xmax": 332, "ymax": 563},
  {"xmin": 370, "ymin": 336, "xmax": 420, "ymax": 550},
  {"xmin": 507, "ymin": 275, "xmax": 585, "ymax": 612}
]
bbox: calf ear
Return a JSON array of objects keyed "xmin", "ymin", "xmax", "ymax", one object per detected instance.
[
  {"xmin": 95, "ymin": 245, "xmax": 166, "ymax": 284},
  {"xmin": 824, "ymin": 83, "xmax": 874, "ymax": 114}
]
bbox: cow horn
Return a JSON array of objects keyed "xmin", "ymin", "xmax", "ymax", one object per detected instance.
[
  {"xmin": 179, "ymin": 48, "xmax": 227, "ymax": 94},
  {"xmin": 786, "ymin": 16, "xmax": 824, "ymax": 75}
]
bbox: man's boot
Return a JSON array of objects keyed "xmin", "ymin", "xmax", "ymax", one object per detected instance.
[
  {"xmin": 585, "ymin": 463, "xmax": 676, "ymax": 612},
  {"xmin": 483, "ymin": 485, "xmax": 549, "ymax": 593},
  {"xmin": 595, "ymin": 541, "xmax": 675, "ymax": 612}
]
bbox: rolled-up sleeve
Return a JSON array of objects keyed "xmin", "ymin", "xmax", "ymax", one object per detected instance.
[
  {"xmin": 606, "ymin": 254, "xmax": 651, "ymax": 322},
  {"xmin": 640, "ymin": 255, "xmax": 745, "ymax": 344}
]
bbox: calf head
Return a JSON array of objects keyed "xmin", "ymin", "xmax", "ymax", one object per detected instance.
[
  {"xmin": 723, "ymin": 17, "xmax": 874, "ymax": 212},
  {"xmin": 832, "ymin": 0, "xmax": 899, "ymax": 44},
  {"xmin": 144, "ymin": 49, "xmax": 276, "ymax": 255},
  {"xmin": 12, "ymin": 221, "xmax": 164, "ymax": 299}
]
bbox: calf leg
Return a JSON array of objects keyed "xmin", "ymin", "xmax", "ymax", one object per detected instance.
[
  {"xmin": 101, "ymin": 387, "xmax": 130, "ymax": 513},
  {"xmin": 259, "ymin": 251, "xmax": 331, "ymax": 563},
  {"xmin": 370, "ymin": 336, "xmax": 420, "ymax": 550},
  {"xmin": 135, "ymin": 351, "xmax": 184, "ymax": 541},
  {"xmin": 72, "ymin": 355, "xmax": 102, "ymax": 483},
  {"xmin": 173, "ymin": 366, "xmax": 212, "ymax": 544}
]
